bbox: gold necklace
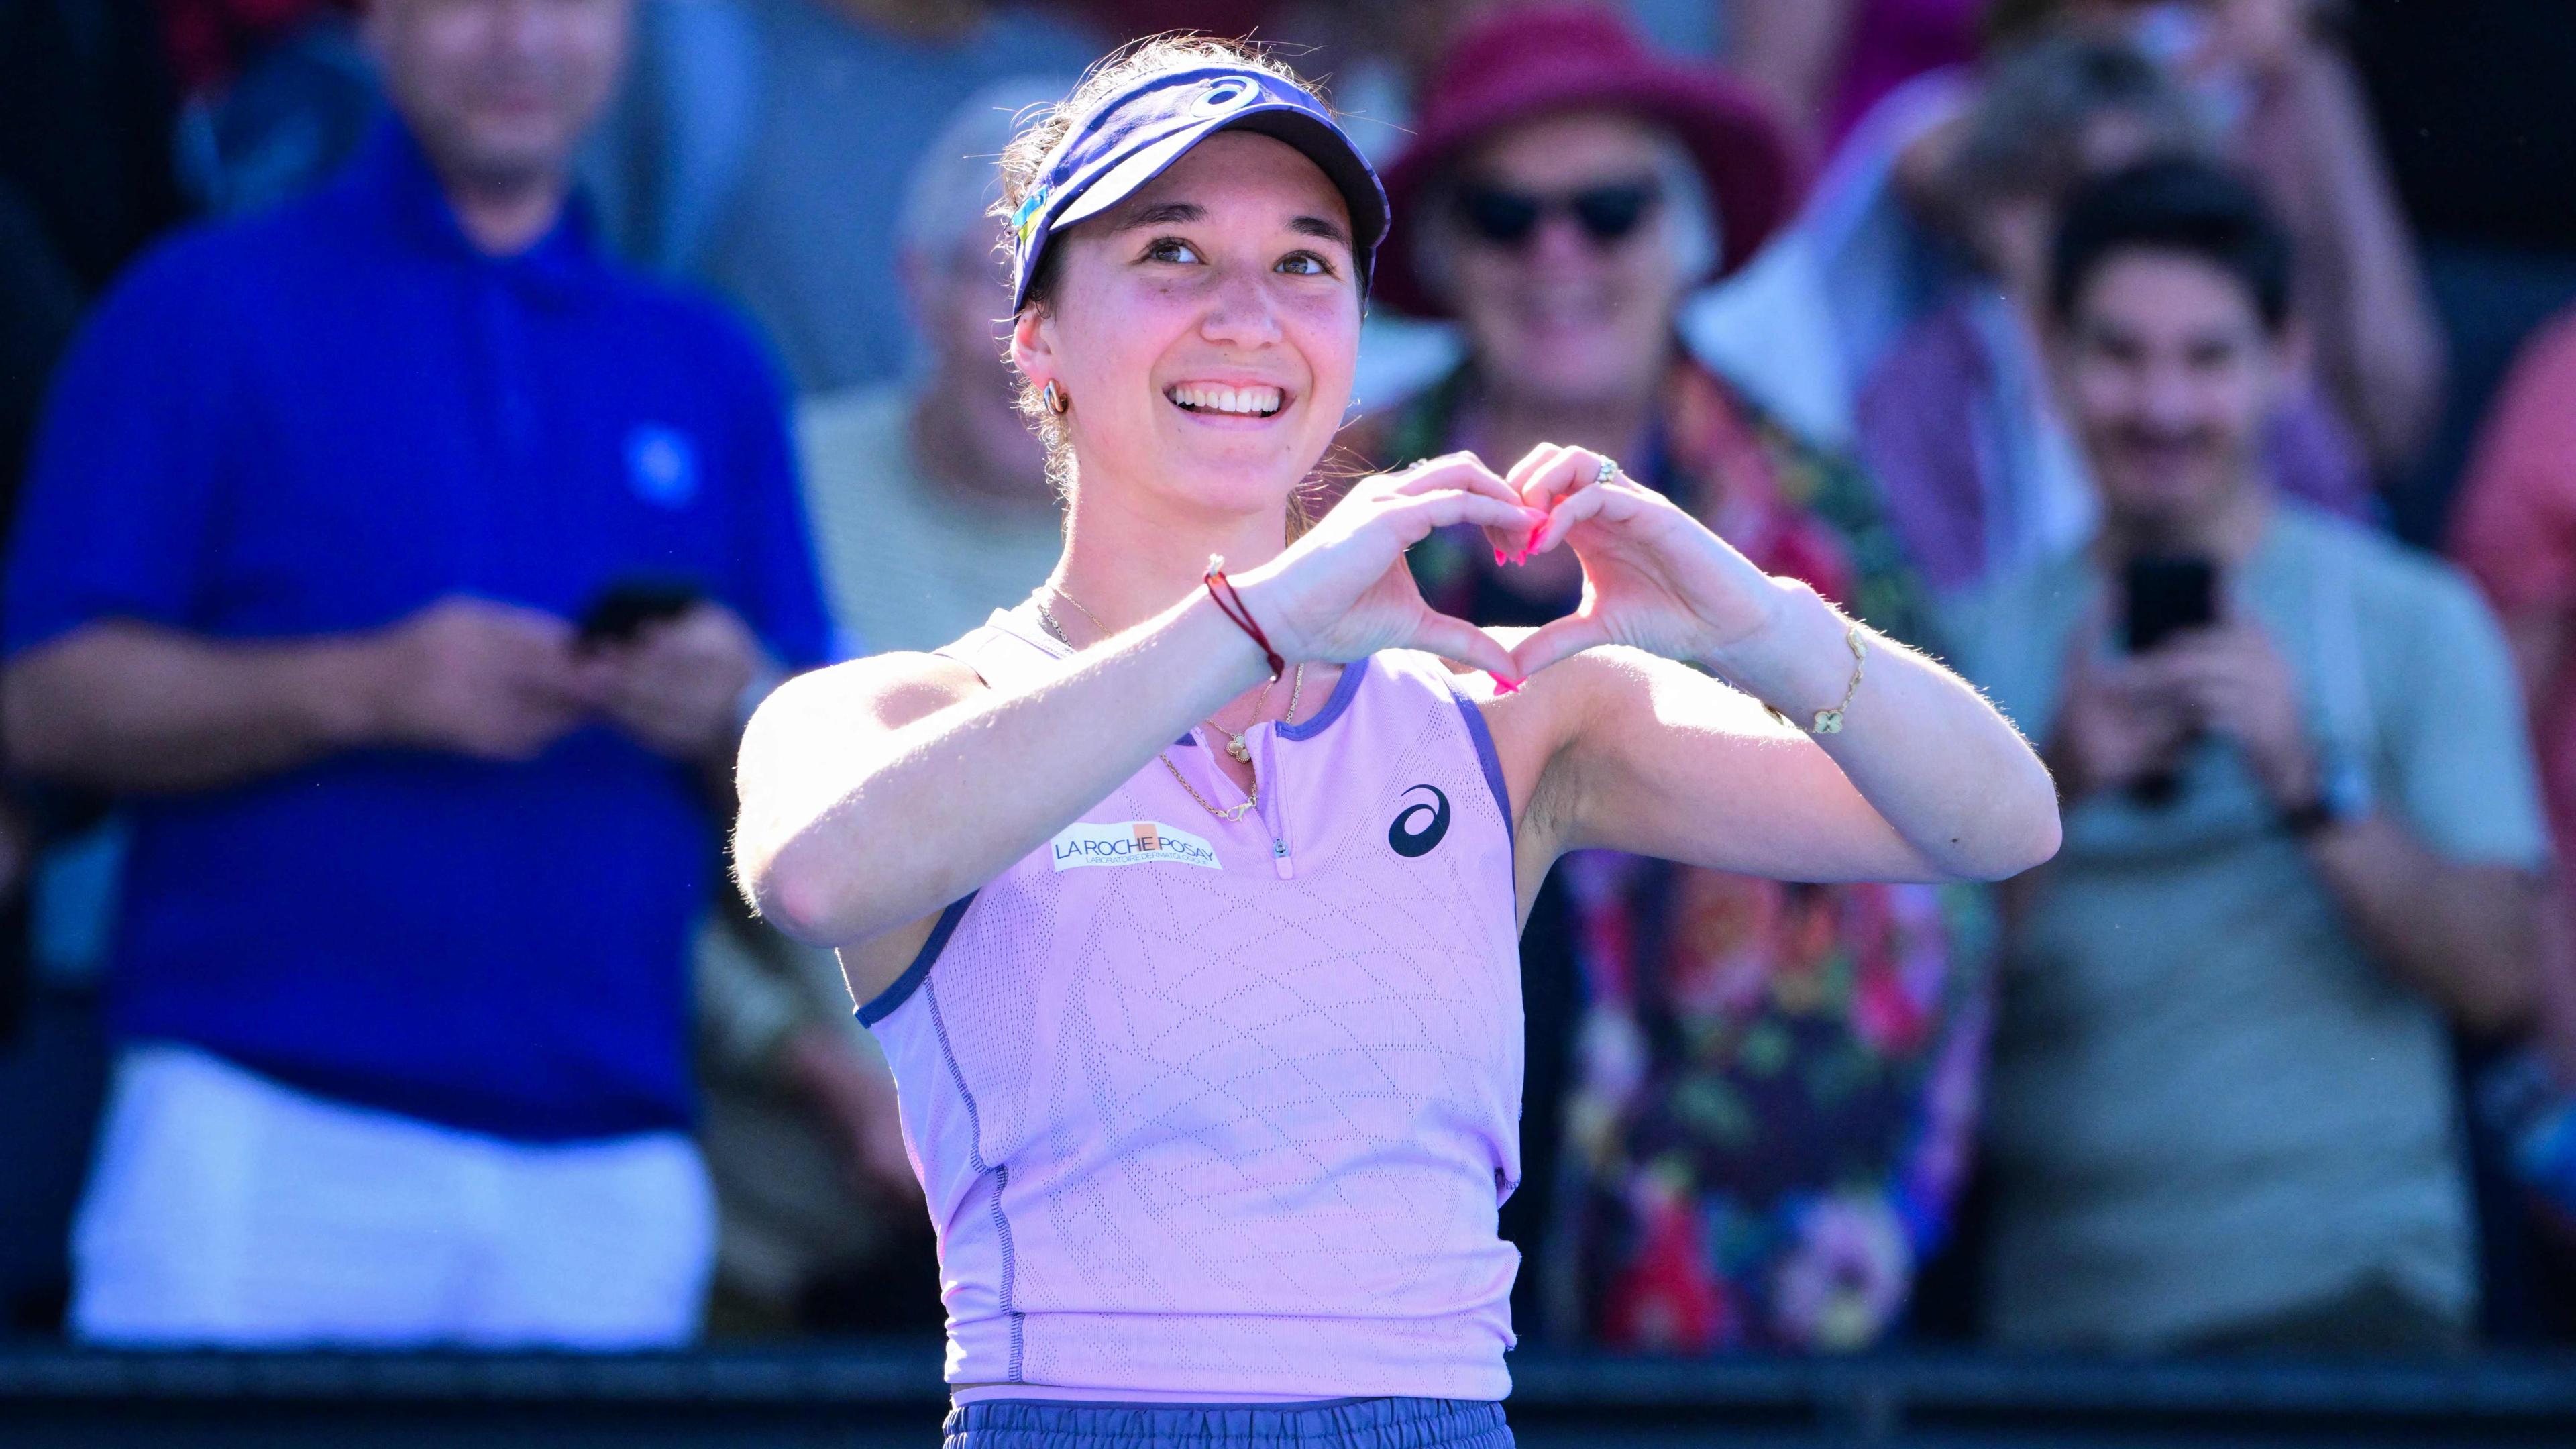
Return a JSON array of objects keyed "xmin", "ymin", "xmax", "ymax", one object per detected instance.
[
  {"xmin": 1046, "ymin": 584, "xmax": 1303, "ymax": 763},
  {"xmin": 1034, "ymin": 588, "xmax": 1304, "ymax": 826}
]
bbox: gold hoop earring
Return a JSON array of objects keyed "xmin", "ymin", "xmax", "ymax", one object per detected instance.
[{"xmin": 1042, "ymin": 380, "xmax": 1069, "ymax": 415}]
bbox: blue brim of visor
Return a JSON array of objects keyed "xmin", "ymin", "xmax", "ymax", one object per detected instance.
[{"xmin": 1010, "ymin": 70, "xmax": 1389, "ymax": 313}]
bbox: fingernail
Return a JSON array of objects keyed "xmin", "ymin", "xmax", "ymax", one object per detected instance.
[
  {"xmin": 1494, "ymin": 547, "xmax": 1507, "ymax": 568},
  {"xmin": 1491, "ymin": 672, "xmax": 1523, "ymax": 694}
]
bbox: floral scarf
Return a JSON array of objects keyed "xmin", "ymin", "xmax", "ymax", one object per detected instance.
[{"xmin": 1376, "ymin": 353, "xmax": 1993, "ymax": 1352}]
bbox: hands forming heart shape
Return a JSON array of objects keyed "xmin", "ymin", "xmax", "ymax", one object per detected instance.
[{"xmin": 1230, "ymin": 443, "xmax": 1794, "ymax": 690}]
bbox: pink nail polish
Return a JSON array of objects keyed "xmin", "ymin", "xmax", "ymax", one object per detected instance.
[
  {"xmin": 1493, "ymin": 547, "xmax": 1507, "ymax": 568},
  {"xmin": 1491, "ymin": 673, "xmax": 1523, "ymax": 694}
]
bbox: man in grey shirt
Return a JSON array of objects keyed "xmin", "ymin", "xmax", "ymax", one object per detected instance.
[{"xmin": 1951, "ymin": 160, "xmax": 2546, "ymax": 1354}]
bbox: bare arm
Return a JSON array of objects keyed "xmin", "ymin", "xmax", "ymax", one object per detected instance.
[
  {"xmin": 2240, "ymin": 44, "xmax": 2445, "ymax": 470},
  {"xmin": 1489, "ymin": 445, "xmax": 2061, "ymax": 894},
  {"xmin": 2132, "ymin": 612, "xmax": 2539, "ymax": 1034},
  {"xmin": 2312, "ymin": 589, "xmax": 2546, "ymax": 1034},
  {"xmin": 1501, "ymin": 601, "xmax": 2057, "ymax": 894},
  {"xmin": 7, "ymin": 597, "xmax": 774, "ymax": 797},
  {"xmin": 2303, "ymin": 817, "xmax": 2538, "ymax": 1034},
  {"xmin": 736, "ymin": 603, "xmax": 1271, "ymax": 948},
  {"xmin": 4, "ymin": 623, "xmax": 381, "ymax": 792},
  {"xmin": 735, "ymin": 459, "xmax": 1536, "ymax": 952},
  {"xmin": 4, "ymin": 591, "xmax": 618, "ymax": 793}
]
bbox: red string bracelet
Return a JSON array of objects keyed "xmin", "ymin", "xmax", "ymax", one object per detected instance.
[{"xmin": 1203, "ymin": 557, "xmax": 1285, "ymax": 680}]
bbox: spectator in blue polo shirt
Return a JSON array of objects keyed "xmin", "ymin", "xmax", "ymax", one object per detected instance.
[{"xmin": 1, "ymin": 0, "xmax": 829, "ymax": 1348}]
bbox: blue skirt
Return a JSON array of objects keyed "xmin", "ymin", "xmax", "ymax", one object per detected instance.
[{"xmin": 941, "ymin": 1397, "xmax": 1513, "ymax": 1449}]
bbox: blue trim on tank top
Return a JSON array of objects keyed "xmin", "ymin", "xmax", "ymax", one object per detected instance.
[
  {"xmin": 924, "ymin": 977, "xmax": 1024, "ymax": 1379},
  {"xmin": 944, "ymin": 1395, "xmax": 1514, "ymax": 1444},
  {"xmin": 957, "ymin": 1396, "xmax": 1369, "ymax": 1409},
  {"xmin": 1446, "ymin": 684, "xmax": 1514, "ymax": 851},
  {"xmin": 856, "ymin": 892, "xmax": 977, "ymax": 1026},
  {"xmin": 1275, "ymin": 656, "xmax": 1370, "ymax": 740}
]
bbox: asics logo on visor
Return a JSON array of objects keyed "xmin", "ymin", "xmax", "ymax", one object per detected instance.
[
  {"xmin": 1191, "ymin": 78, "xmax": 1257, "ymax": 117},
  {"xmin": 1007, "ymin": 67, "xmax": 1385, "ymax": 312}
]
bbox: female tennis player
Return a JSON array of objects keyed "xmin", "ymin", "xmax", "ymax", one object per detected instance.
[{"xmin": 735, "ymin": 38, "xmax": 2059, "ymax": 1449}]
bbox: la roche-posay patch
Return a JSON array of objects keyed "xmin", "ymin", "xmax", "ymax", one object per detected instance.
[{"xmin": 1051, "ymin": 820, "xmax": 1223, "ymax": 872}]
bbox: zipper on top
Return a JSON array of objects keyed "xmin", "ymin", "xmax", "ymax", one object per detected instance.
[{"xmin": 1255, "ymin": 726, "xmax": 1293, "ymax": 879}]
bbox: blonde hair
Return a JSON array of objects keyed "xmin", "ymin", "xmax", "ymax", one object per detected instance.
[{"xmin": 992, "ymin": 35, "xmax": 1334, "ymax": 512}]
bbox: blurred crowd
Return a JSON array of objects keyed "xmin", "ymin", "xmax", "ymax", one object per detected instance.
[{"xmin": 7, "ymin": 0, "xmax": 2576, "ymax": 1362}]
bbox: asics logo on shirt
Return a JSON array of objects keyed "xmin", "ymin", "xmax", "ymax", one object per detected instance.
[{"xmin": 1388, "ymin": 784, "xmax": 1451, "ymax": 858}]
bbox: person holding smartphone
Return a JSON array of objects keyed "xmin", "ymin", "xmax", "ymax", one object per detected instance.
[
  {"xmin": 1, "ymin": 0, "xmax": 828, "ymax": 1348},
  {"xmin": 1949, "ymin": 158, "xmax": 2545, "ymax": 1354}
]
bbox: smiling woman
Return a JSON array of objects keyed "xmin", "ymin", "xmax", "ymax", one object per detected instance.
[
  {"xmin": 731, "ymin": 34, "xmax": 2061, "ymax": 1449},
  {"xmin": 991, "ymin": 41, "xmax": 1376, "ymax": 513}
]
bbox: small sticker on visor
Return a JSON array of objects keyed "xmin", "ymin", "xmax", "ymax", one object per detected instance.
[{"xmin": 1011, "ymin": 187, "xmax": 1049, "ymax": 244}]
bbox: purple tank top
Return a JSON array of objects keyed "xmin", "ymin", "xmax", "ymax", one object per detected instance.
[{"xmin": 859, "ymin": 606, "xmax": 1523, "ymax": 1400}]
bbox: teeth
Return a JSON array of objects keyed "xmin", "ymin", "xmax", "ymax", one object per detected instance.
[{"xmin": 1169, "ymin": 384, "xmax": 1283, "ymax": 416}]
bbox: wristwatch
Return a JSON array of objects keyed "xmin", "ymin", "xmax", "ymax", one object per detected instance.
[{"xmin": 2282, "ymin": 751, "xmax": 2373, "ymax": 839}]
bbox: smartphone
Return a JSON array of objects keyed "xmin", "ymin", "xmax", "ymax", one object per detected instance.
[
  {"xmin": 2123, "ymin": 555, "xmax": 2218, "ymax": 655},
  {"xmin": 2121, "ymin": 555, "xmax": 2216, "ymax": 808},
  {"xmin": 576, "ymin": 576, "xmax": 704, "ymax": 649}
]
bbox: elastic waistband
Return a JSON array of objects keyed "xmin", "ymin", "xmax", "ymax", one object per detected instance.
[{"xmin": 941, "ymin": 1395, "xmax": 1511, "ymax": 1449}]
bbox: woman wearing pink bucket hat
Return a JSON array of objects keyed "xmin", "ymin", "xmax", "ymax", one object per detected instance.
[
  {"xmin": 1360, "ymin": 6, "xmax": 1998, "ymax": 1355},
  {"xmin": 1373, "ymin": 3, "xmax": 1803, "ymax": 319}
]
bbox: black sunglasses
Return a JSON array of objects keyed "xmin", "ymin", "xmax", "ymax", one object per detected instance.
[{"xmin": 1452, "ymin": 178, "xmax": 1665, "ymax": 248}]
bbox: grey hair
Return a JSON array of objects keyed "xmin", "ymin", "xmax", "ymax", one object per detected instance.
[
  {"xmin": 897, "ymin": 76, "xmax": 1078, "ymax": 264},
  {"xmin": 1409, "ymin": 125, "xmax": 1723, "ymax": 307}
]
